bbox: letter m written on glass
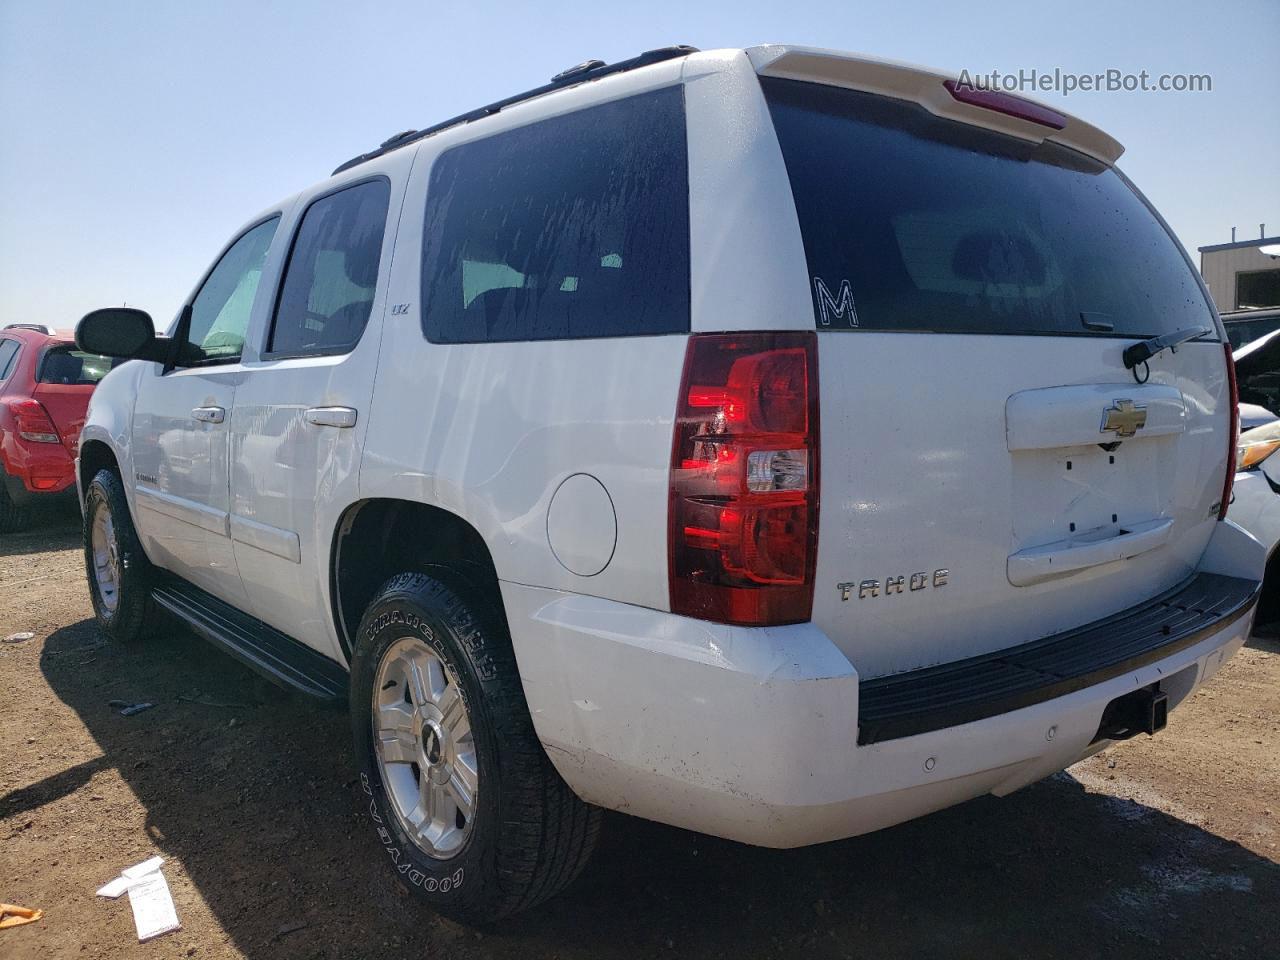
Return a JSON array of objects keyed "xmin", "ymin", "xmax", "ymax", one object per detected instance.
[{"xmin": 812, "ymin": 277, "xmax": 858, "ymax": 328}]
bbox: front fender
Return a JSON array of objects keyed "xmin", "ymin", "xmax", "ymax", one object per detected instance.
[{"xmin": 77, "ymin": 359, "xmax": 145, "ymax": 514}]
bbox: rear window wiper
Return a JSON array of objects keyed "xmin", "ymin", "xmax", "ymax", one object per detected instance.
[{"xmin": 1122, "ymin": 326, "xmax": 1213, "ymax": 370}]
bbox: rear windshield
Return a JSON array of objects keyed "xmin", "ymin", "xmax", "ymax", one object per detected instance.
[
  {"xmin": 761, "ymin": 77, "xmax": 1216, "ymax": 338},
  {"xmin": 37, "ymin": 347, "xmax": 123, "ymax": 385}
]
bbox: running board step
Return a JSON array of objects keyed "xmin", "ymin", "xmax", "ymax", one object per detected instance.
[{"xmin": 152, "ymin": 576, "xmax": 348, "ymax": 702}]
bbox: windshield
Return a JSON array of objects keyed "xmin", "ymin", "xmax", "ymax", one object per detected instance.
[
  {"xmin": 761, "ymin": 77, "xmax": 1217, "ymax": 338},
  {"xmin": 37, "ymin": 347, "xmax": 123, "ymax": 385}
]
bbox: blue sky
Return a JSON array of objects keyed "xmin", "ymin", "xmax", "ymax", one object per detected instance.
[{"xmin": 1, "ymin": 0, "xmax": 1276, "ymax": 330}]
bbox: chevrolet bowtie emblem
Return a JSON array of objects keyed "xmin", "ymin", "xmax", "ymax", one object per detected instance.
[{"xmin": 1101, "ymin": 398, "xmax": 1147, "ymax": 438}]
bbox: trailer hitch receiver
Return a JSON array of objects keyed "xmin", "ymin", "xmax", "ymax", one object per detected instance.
[{"xmin": 1093, "ymin": 684, "xmax": 1169, "ymax": 743}]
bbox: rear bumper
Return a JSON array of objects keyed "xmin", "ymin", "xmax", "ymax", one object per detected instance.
[
  {"xmin": 504, "ymin": 522, "xmax": 1265, "ymax": 848},
  {"xmin": 857, "ymin": 572, "xmax": 1257, "ymax": 745},
  {"xmin": 2, "ymin": 435, "xmax": 76, "ymax": 503},
  {"xmin": 2, "ymin": 457, "xmax": 76, "ymax": 504}
]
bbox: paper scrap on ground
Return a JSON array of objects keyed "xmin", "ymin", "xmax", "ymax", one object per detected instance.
[
  {"xmin": 0, "ymin": 903, "xmax": 44, "ymax": 929},
  {"xmin": 122, "ymin": 856, "xmax": 165, "ymax": 879},
  {"xmin": 126, "ymin": 871, "xmax": 181, "ymax": 941},
  {"xmin": 95, "ymin": 854, "xmax": 181, "ymax": 941},
  {"xmin": 95, "ymin": 875, "xmax": 132, "ymax": 899},
  {"xmin": 97, "ymin": 855, "xmax": 167, "ymax": 898}
]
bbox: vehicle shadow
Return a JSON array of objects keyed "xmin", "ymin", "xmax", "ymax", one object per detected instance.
[
  {"xmin": 31, "ymin": 617, "xmax": 1280, "ymax": 960},
  {"xmin": 1247, "ymin": 621, "xmax": 1280, "ymax": 652},
  {"xmin": 0, "ymin": 501, "xmax": 82, "ymax": 557}
]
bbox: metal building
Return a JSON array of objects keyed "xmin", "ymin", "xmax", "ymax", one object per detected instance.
[{"xmin": 1198, "ymin": 232, "xmax": 1280, "ymax": 311}]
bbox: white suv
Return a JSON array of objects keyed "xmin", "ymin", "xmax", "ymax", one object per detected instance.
[{"xmin": 74, "ymin": 45, "xmax": 1265, "ymax": 922}]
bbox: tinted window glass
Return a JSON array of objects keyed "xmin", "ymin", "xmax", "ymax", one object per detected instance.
[
  {"xmin": 1223, "ymin": 316, "xmax": 1280, "ymax": 350},
  {"xmin": 762, "ymin": 78, "xmax": 1216, "ymax": 338},
  {"xmin": 421, "ymin": 86, "xmax": 690, "ymax": 343},
  {"xmin": 37, "ymin": 347, "xmax": 124, "ymax": 385},
  {"xmin": 1226, "ymin": 316, "xmax": 1280, "ymax": 350},
  {"xmin": 184, "ymin": 217, "xmax": 279, "ymax": 364},
  {"xmin": 0, "ymin": 339, "xmax": 18, "ymax": 380},
  {"xmin": 270, "ymin": 180, "xmax": 391, "ymax": 355}
]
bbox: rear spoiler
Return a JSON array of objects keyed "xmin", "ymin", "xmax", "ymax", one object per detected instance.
[{"xmin": 746, "ymin": 45, "xmax": 1124, "ymax": 166}]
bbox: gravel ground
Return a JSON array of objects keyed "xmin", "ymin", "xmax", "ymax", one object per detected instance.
[{"xmin": 2, "ymin": 505, "xmax": 1277, "ymax": 959}]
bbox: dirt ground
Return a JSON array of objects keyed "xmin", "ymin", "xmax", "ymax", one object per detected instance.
[{"xmin": 2, "ymin": 505, "xmax": 1277, "ymax": 960}]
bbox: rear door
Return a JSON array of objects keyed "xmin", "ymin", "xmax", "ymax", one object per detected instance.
[
  {"xmin": 228, "ymin": 164, "xmax": 406, "ymax": 660},
  {"xmin": 760, "ymin": 77, "xmax": 1230, "ymax": 678}
]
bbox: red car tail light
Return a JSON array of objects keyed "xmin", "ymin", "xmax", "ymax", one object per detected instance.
[
  {"xmin": 9, "ymin": 399, "xmax": 61, "ymax": 444},
  {"xmin": 1219, "ymin": 342, "xmax": 1239, "ymax": 521},
  {"xmin": 669, "ymin": 332, "xmax": 819, "ymax": 626}
]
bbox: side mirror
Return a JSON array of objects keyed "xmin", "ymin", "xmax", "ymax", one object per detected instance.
[{"xmin": 75, "ymin": 308, "xmax": 171, "ymax": 363}]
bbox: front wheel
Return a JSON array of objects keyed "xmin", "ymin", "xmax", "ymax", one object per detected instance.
[
  {"xmin": 83, "ymin": 469, "xmax": 154, "ymax": 642},
  {"xmin": 350, "ymin": 572, "xmax": 601, "ymax": 923}
]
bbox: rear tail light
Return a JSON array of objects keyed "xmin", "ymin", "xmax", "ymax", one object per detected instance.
[
  {"xmin": 1218, "ymin": 343, "xmax": 1239, "ymax": 520},
  {"xmin": 1218, "ymin": 345, "xmax": 1239, "ymax": 522},
  {"xmin": 668, "ymin": 332, "xmax": 819, "ymax": 626},
  {"xmin": 8, "ymin": 399, "xmax": 61, "ymax": 444}
]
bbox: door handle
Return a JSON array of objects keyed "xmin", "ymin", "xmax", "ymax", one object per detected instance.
[
  {"xmin": 304, "ymin": 406, "xmax": 358, "ymax": 428},
  {"xmin": 191, "ymin": 406, "xmax": 226, "ymax": 424}
]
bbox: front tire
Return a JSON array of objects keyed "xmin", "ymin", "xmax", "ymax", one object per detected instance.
[
  {"xmin": 350, "ymin": 572, "xmax": 600, "ymax": 923},
  {"xmin": 83, "ymin": 469, "xmax": 154, "ymax": 642}
]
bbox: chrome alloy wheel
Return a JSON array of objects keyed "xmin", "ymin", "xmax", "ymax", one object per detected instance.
[
  {"xmin": 373, "ymin": 637, "xmax": 479, "ymax": 858},
  {"xmin": 90, "ymin": 502, "xmax": 121, "ymax": 614}
]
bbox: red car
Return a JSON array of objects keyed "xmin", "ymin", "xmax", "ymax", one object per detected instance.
[{"xmin": 0, "ymin": 324, "xmax": 121, "ymax": 531}]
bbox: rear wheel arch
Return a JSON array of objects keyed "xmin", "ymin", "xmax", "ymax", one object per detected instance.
[{"xmin": 331, "ymin": 499, "xmax": 508, "ymax": 661}]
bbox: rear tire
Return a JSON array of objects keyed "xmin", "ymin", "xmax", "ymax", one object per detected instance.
[
  {"xmin": 83, "ymin": 469, "xmax": 154, "ymax": 643},
  {"xmin": 350, "ymin": 572, "xmax": 601, "ymax": 923},
  {"xmin": 0, "ymin": 477, "xmax": 31, "ymax": 533}
]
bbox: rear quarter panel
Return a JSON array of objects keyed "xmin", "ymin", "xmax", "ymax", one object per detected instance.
[
  {"xmin": 359, "ymin": 62, "xmax": 716, "ymax": 611},
  {"xmin": 358, "ymin": 52, "xmax": 834, "ymax": 610}
]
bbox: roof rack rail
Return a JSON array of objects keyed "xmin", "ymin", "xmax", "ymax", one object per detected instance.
[{"xmin": 331, "ymin": 44, "xmax": 698, "ymax": 176}]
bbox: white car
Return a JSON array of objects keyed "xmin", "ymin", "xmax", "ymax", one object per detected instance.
[{"xmin": 73, "ymin": 44, "xmax": 1265, "ymax": 922}]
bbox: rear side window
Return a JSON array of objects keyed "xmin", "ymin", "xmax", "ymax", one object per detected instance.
[
  {"xmin": 270, "ymin": 179, "xmax": 391, "ymax": 356},
  {"xmin": 0, "ymin": 339, "xmax": 18, "ymax": 380},
  {"xmin": 420, "ymin": 86, "xmax": 690, "ymax": 344},
  {"xmin": 38, "ymin": 347, "xmax": 123, "ymax": 385},
  {"xmin": 761, "ymin": 77, "xmax": 1216, "ymax": 338}
]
